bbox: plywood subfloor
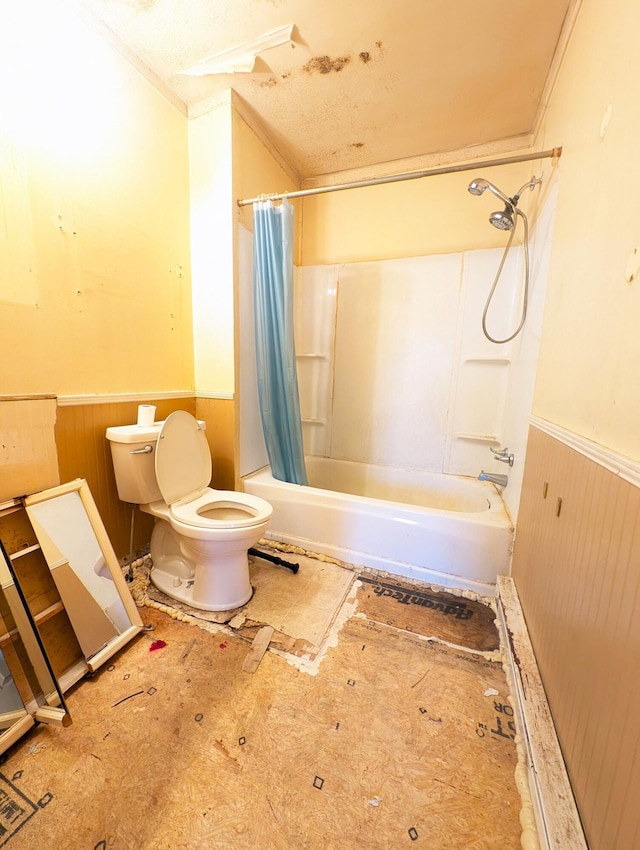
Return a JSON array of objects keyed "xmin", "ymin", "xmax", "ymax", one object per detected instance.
[
  {"xmin": 0, "ymin": 571, "xmax": 525, "ymax": 849},
  {"xmin": 142, "ymin": 547, "xmax": 357, "ymax": 662}
]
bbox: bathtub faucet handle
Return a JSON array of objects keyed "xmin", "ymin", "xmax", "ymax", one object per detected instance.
[{"xmin": 490, "ymin": 447, "xmax": 514, "ymax": 467}]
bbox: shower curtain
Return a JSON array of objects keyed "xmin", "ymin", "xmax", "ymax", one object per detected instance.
[{"xmin": 253, "ymin": 199, "xmax": 308, "ymax": 485}]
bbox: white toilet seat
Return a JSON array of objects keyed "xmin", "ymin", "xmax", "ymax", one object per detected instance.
[
  {"xmin": 154, "ymin": 412, "xmax": 272, "ymax": 535},
  {"xmin": 170, "ymin": 488, "xmax": 272, "ymax": 530}
]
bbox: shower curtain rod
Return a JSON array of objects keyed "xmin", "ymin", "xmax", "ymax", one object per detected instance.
[{"xmin": 237, "ymin": 146, "xmax": 562, "ymax": 207}]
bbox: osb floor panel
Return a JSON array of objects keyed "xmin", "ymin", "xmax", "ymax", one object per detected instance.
[{"xmin": 0, "ymin": 574, "xmax": 523, "ymax": 849}]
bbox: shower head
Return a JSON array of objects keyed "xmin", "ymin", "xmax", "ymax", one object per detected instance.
[
  {"xmin": 467, "ymin": 177, "xmax": 512, "ymax": 206},
  {"xmin": 489, "ymin": 206, "xmax": 515, "ymax": 231}
]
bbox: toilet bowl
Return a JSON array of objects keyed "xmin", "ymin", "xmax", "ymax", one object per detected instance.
[{"xmin": 106, "ymin": 411, "xmax": 272, "ymax": 611}]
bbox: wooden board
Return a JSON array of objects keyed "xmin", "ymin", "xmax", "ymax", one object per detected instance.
[
  {"xmin": 0, "ymin": 398, "xmax": 59, "ymax": 502},
  {"xmin": 498, "ymin": 575, "xmax": 588, "ymax": 850},
  {"xmin": 241, "ymin": 625, "xmax": 274, "ymax": 673}
]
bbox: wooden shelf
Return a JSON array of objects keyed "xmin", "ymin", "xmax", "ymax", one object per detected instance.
[
  {"xmin": 0, "ymin": 601, "xmax": 66, "ymax": 648},
  {"xmin": 9, "ymin": 543, "xmax": 41, "ymax": 561}
]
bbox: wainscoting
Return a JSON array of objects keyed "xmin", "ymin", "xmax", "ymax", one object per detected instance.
[
  {"xmin": 56, "ymin": 397, "xmax": 198, "ymax": 558},
  {"xmin": 195, "ymin": 395, "xmax": 236, "ymax": 491},
  {"xmin": 512, "ymin": 422, "xmax": 640, "ymax": 850}
]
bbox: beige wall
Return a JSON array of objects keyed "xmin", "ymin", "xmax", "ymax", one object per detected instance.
[
  {"xmin": 231, "ymin": 94, "xmax": 301, "ymax": 262},
  {"xmin": 0, "ymin": 3, "xmax": 193, "ymax": 559},
  {"xmin": 300, "ymin": 159, "xmax": 538, "ymax": 266},
  {"xmin": 0, "ymin": 3, "xmax": 193, "ymax": 398},
  {"xmin": 189, "ymin": 93, "xmax": 235, "ymax": 396},
  {"xmin": 533, "ymin": 0, "xmax": 640, "ymax": 458}
]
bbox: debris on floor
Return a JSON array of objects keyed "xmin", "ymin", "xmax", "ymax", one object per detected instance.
[{"xmin": 3, "ymin": 558, "xmax": 527, "ymax": 850}]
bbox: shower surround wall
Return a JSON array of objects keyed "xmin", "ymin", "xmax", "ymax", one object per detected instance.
[
  {"xmin": 296, "ymin": 250, "xmax": 520, "ymax": 474},
  {"xmin": 294, "ymin": 178, "xmax": 556, "ymax": 522}
]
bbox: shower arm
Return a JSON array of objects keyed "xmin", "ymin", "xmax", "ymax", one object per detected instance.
[{"xmin": 511, "ymin": 177, "xmax": 543, "ymax": 206}]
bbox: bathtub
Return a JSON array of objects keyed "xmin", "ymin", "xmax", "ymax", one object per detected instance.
[{"xmin": 243, "ymin": 457, "xmax": 514, "ymax": 594}]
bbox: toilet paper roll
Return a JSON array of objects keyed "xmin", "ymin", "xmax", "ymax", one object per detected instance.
[{"xmin": 137, "ymin": 404, "xmax": 156, "ymax": 427}]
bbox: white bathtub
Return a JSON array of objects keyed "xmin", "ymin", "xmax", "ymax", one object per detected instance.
[{"xmin": 243, "ymin": 457, "xmax": 514, "ymax": 594}]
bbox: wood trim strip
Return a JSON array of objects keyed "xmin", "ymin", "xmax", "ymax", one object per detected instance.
[
  {"xmin": 0, "ymin": 714, "xmax": 35, "ymax": 754},
  {"xmin": 497, "ymin": 575, "xmax": 588, "ymax": 850},
  {"xmin": 57, "ymin": 391, "xmax": 195, "ymax": 407},
  {"xmin": 530, "ymin": 416, "xmax": 640, "ymax": 487}
]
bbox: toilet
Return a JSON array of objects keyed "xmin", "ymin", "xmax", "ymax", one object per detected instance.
[{"xmin": 106, "ymin": 410, "xmax": 272, "ymax": 611}]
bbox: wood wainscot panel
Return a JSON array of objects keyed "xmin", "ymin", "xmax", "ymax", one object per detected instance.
[
  {"xmin": 196, "ymin": 397, "xmax": 236, "ymax": 490},
  {"xmin": 512, "ymin": 424, "xmax": 640, "ymax": 850}
]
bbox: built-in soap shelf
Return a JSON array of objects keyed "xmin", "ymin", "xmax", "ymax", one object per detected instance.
[
  {"xmin": 463, "ymin": 356, "xmax": 511, "ymax": 364},
  {"xmin": 296, "ymin": 353, "xmax": 329, "ymax": 360},
  {"xmin": 301, "ymin": 418, "xmax": 327, "ymax": 425},
  {"xmin": 454, "ymin": 433, "xmax": 501, "ymax": 443}
]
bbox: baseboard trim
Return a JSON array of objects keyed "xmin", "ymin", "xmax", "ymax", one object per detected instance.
[{"xmin": 496, "ymin": 575, "xmax": 588, "ymax": 850}]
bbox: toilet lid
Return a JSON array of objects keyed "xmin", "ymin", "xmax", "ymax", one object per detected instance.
[{"xmin": 155, "ymin": 411, "xmax": 212, "ymax": 506}]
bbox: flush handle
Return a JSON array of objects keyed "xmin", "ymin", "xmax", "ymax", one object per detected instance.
[{"xmin": 130, "ymin": 444, "xmax": 153, "ymax": 455}]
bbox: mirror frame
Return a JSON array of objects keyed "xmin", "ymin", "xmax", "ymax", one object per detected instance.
[{"xmin": 25, "ymin": 479, "xmax": 143, "ymax": 672}]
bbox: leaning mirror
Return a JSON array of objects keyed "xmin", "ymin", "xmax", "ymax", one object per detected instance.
[{"xmin": 25, "ymin": 479, "xmax": 143, "ymax": 672}]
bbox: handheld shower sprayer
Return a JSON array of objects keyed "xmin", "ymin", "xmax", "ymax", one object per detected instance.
[
  {"xmin": 467, "ymin": 176, "xmax": 542, "ymax": 232},
  {"xmin": 467, "ymin": 178, "xmax": 512, "ymax": 206},
  {"xmin": 467, "ymin": 174, "xmax": 543, "ymax": 342}
]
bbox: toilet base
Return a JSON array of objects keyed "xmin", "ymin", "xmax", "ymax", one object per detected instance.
[
  {"xmin": 148, "ymin": 518, "xmax": 255, "ymax": 612},
  {"xmin": 149, "ymin": 565, "xmax": 253, "ymax": 612}
]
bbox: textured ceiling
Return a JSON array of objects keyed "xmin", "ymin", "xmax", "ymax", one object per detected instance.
[{"xmin": 77, "ymin": 0, "xmax": 574, "ymax": 179}]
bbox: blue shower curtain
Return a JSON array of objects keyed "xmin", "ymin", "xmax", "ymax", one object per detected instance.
[{"xmin": 253, "ymin": 199, "xmax": 308, "ymax": 485}]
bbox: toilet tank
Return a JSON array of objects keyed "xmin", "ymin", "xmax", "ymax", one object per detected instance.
[{"xmin": 106, "ymin": 423, "xmax": 164, "ymax": 504}]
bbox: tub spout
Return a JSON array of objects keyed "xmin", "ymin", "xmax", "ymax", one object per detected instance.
[{"xmin": 478, "ymin": 471, "xmax": 508, "ymax": 488}]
